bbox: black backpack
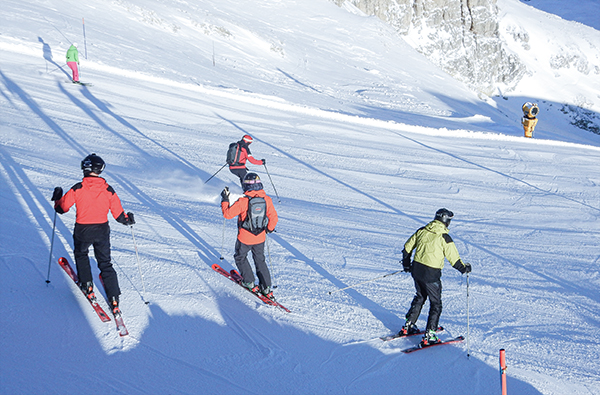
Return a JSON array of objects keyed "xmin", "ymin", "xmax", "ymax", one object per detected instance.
[
  {"xmin": 241, "ymin": 197, "xmax": 268, "ymax": 235},
  {"xmin": 226, "ymin": 142, "xmax": 242, "ymax": 165}
]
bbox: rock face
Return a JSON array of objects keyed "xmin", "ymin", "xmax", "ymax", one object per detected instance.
[{"xmin": 332, "ymin": 0, "xmax": 525, "ymax": 95}]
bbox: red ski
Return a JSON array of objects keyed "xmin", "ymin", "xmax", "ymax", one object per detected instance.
[
  {"xmin": 212, "ymin": 263, "xmax": 290, "ymax": 313},
  {"xmin": 98, "ymin": 274, "xmax": 129, "ymax": 337},
  {"xmin": 57, "ymin": 257, "xmax": 111, "ymax": 323},
  {"xmin": 401, "ymin": 336, "xmax": 465, "ymax": 353}
]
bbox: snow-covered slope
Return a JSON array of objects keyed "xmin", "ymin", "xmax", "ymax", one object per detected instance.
[{"xmin": 1, "ymin": 0, "xmax": 599, "ymax": 394}]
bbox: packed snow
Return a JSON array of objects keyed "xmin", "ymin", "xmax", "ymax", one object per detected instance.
[{"xmin": 1, "ymin": 0, "xmax": 599, "ymax": 394}]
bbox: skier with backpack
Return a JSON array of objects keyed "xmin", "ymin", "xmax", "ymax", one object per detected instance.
[
  {"xmin": 227, "ymin": 135, "xmax": 265, "ymax": 185},
  {"xmin": 221, "ymin": 173, "xmax": 278, "ymax": 298},
  {"xmin": 52, "ymin": 153, "xmax": 135, "ymax": 317},
  {"xmin": 399, "ymin": 208, "xmax": 471, "ymax": 346}
]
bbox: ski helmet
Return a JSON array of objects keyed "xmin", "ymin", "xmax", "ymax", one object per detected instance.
[
  {"xmin": 434, "ymin": 208, "xmax": 454, "ymax": 227},
  {"xmin": 242, "ymin": 172, "xmax": 263, "ymax": 192},
  {"xmin": 242, "ymin": 134, "xmax": 253, "ymax": 144},
  {"xmin": 81, "ymin": 153, "xmax": 105, "ymax": 175}
]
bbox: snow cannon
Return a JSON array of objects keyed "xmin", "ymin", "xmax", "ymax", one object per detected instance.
[
  {"xmin": 521, "ymin": 102, "xmax": 539, "ymax": 138},
  {"xmin": 522, "ymin": 102, "xmax": 539, "ymax": 118}
]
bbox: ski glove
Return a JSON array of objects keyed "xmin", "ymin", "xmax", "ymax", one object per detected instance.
[
  {"xmin": 401, "ymin": 249, "xmax": 412, "ymax": 272},
  {"xmin": 266, "ymin": 228, "xmax": 275, "ymax": 234},
  {"xmin": 51, "ymin": 187, "xmax": 63, "ymax": 201},
  {"xmin": 454, "ymin": 260, "xmax": 471, "ymax": 274},
  {"xmin": 261, "ymin": 159, "xmax": 266, "ymax": 165},
  {"xmin": 117, "ymin": 211, "xmax": 135, "ymax": 226},
  {"xmin": 125, "ymin": 212, "xmax": 135, "ymax": 226},
  {"xmin": 221, "ymin": 187, "xmax": 230, "ymax": 202}
]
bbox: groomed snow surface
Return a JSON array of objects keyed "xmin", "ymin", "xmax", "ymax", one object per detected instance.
[{"xmin": 1, "ymin": 0, "xmax": 599, "ymax": 394}]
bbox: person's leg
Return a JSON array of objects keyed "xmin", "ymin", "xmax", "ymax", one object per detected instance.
[
  {"xmin": 234, "ymin": 239, "xmax": 254, "ymax": 284},
  {"xmin": 73, "ymin": 224, "xmax": 93, "ymax": 286},
  {"xmin": 405, "ymin": 278, "xmax": 427, "ymax": 324},
  {"xmin": 425, "ymin": 280, "xmax": 443, "ymax": 331},
  {"xmin": 93, "ymin": 224, "xmax": 120, "ymax": 300},
  {"xmin": 250, "ymin": 242, "xmax": 270, "ymax": 289}
]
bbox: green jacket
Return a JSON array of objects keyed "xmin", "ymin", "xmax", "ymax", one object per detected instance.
[
  {"xmin": 66, "ymin": 45, "xmax": 79, "ymax": 63},
  {"xmin": 404, "ymin": 220, "xmax": 461, "ymax": 270}
]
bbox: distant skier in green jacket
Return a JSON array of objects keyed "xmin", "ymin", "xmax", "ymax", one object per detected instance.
[
  {"xmin": 399, "ymin": 208, "xmax": 471, "ymax": 346},
  {"xmin": 66, "ymin": 43, "xmax": 80, "ymax": 83}
]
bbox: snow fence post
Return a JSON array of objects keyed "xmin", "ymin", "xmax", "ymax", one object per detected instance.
[{"xmin": 499, "ymin": 348, "xmax": 507, "ymax": 395}]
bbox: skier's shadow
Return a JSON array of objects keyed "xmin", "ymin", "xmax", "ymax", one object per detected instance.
[{"xmin": 38, "ymin": 36, "xmax": 70, "ymax": 78}]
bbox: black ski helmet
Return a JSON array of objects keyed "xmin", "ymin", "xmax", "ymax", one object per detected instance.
[
  {"xmin": 242, "ymin": 172, "xmax": 263, "ymax": 192},
  {"xmin": 81, "ymin": 153, "xmax": 105, "ymax": 175},
  {"xmin": 434, "ymin": 208, "xmax": 454, "ymax": 227}
]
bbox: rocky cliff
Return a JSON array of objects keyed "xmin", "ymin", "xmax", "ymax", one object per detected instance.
[{"xmin": 332, "ymin": 0, "xmax": 525, "ymax": 95}]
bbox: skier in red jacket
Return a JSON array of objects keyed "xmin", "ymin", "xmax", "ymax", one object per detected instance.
[
  {"xmin": 221, "ymin": 173, "xmax": 278, "ymax": 298},
  {"xmin": 228, "ymin": 135, "xmax": 265, "ymax": 184},
  {"xmin": 52, "ymin": 154, "xmax": 135, "ymax": 316}
]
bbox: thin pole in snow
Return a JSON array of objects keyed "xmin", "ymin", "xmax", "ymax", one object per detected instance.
[
  {"xmin": 45, "ymin": 211, "xmax": 57, "ymax": 284},
  {"xmin": 82, "ymin": 18, "xmax": 87, "ymax": 59}
]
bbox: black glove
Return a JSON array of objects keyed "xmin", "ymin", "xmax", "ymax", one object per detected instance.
[
  {"xmin": 125, "ymin": 212, "xmax": 135, "ymax": 226},
  {"xmin": 455, "ymin": 260, "xmax": 471, "ymax": 274},
  {"xmin": 51, "ymin": 187, "xmax": 63, "ymax": 201},
  {"xmin": 401, "ymin": 250, "xmax": 412, "ymax": 272},
  {"xmin": 266, "ymin": 228, "xmax": 275, "ymax": 234},
  {"xmin": 261, "ymin": 159, "xmax": 266, "ymax": 165},
  {"xmin": 221, "ymin": 187, "xmax": 230, "ymax": 202}
]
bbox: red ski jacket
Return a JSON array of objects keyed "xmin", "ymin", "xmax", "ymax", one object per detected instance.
[
  {"xmin": 228, "ymin": 144, "xmax": 263, "ymax": 170},
  {"xmin": 221, "ymin": 189, "xmax": 278, "ymax": 245},
  {"xmin": 55, "ymin": 176, "xmax": 126, "ymax": 225}
]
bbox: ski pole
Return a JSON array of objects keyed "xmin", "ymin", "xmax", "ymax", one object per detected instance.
[
  {"xmin": 466, "ymin": 272, "xmax": 471, "ymax": 358},
  {"xmin": 204, "ymin": 163, "xmax": 227, "ymax": 184},
  {"xmin": 266, "ymin": 233, "xmax": 277, "ymax": 288},
  {"xmin": 219, "ymin": 217, "xmax": 226, "ymax": 260},
  {"xmin": 328, "ymin": 270, "xmax": 401, "ymax": 295},
  {"xmin": 263, "ymin": 163, "xmax": 281, "ymax": 203},
  {"xmin": 130, "ymin": 225, "xmax": 149, "ymax": 303},
  {"xmin": 45, "ymin": 211, "xmax": 57, "ymax": 284}
]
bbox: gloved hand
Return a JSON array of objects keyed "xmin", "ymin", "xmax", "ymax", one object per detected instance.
[
  {"xmin": 51, "ymin": 187, "xmax": 63, "ymax": 201},
  {"xmin": 124, "ymin": 212, "xmax": 135, "ymax": 226},
  {"xmin": 261, "ymin": 159, "xmax": 266, "ymax": 165},
  {"xmin": 221, "ymin": 187, "xmax": 230, "ymax": 202},
  {"xmin": 401, "ymin": 250, "xmax": 412, "ymax": 272},
  {"xmin": 266, "ymin": 228, "xmax": 275, "ymax": 234},
  {"xmin": 455, "ymin": 260, "xmax": 471, "ymax": 274}
]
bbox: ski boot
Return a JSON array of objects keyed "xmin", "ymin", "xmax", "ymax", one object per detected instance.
[
  {"xmin": 260, "ymin": 285, "xmax": 274, "ymax": 299},
  {"xmin": 421, "ymin": 329, "xmax": 440, "ymax": 346},
  {"xmin": 109, "ymin": 296, "xmax": 121, "ymax": 317},
  {"xmin": 242, "ymin": 282, "xmax": 259, "ymax": 293},
  {"xmin": 80, "ymin": 281, "xmax": 97, "ymax": 302},
  {"xmin": 399, "ymin": 320, "xmax": 420, "ymax": 336}
]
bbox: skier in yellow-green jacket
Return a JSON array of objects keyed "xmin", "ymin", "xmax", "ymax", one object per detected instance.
[
  {"xmin": 399, "ymin": 209, "xmax": 471, "ymax": 346},
  {"xmin": 66, "ymin": 43, "xmax": 80, "ymax": 83}
]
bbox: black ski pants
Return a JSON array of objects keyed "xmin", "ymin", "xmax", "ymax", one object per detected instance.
[
  {"xmin": 229, "ymin": 167, "xmax": 247, "ymax": 186},
  {"xmin": 73, "ymin": 222, "xmax": 120, "ymax": 300},
  {"xmin": 234, "ymin": 239, "xmax": 271, "ymax": 289},
  {"xmin": 405, "ymin": 278, "xmax": 442, "ymax": 332}
]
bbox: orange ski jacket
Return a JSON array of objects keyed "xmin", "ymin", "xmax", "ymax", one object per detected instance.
[
  {"xmin": 221, "ymin": 189, "xmax": 278, "ymax": 245},
  {"xmin": 55, "ymin": 176, "xmax": 126, "ymax": 225}
]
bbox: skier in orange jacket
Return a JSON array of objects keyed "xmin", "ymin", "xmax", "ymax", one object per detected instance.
[
  {"xmin": 53, "ymin": 153, "xmax": 135, "ymax": 316},
  {"xmin": 221, "ymin": 173, "xmax": 278, "ymax": 298}
]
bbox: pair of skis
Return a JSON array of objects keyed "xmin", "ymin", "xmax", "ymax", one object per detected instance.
[
  {"xmin": 379, "ymin": 326, "xmax": 464, "ymax": 354},
  {"xmin": 212, "ymin": 263, "xmax": 290, "ymax": 313},
  {"xmin": 58, "ymin": 257, "xmax": 128, "ymax": 336}
]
